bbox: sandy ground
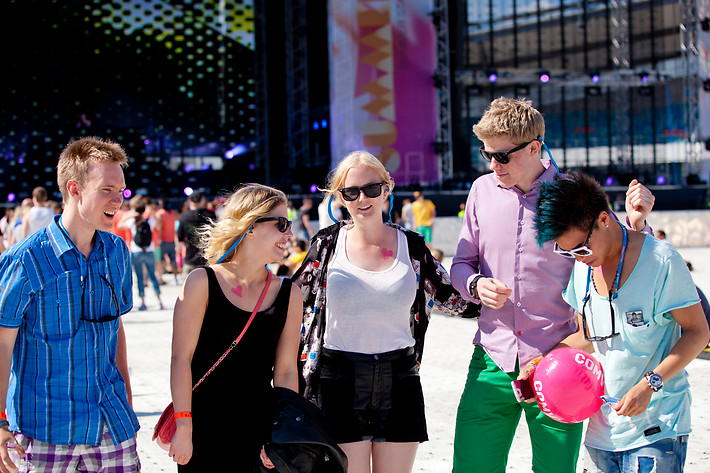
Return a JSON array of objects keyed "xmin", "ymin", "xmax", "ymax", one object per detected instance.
[{"xmin": 125, "ymin": 246, "xmax": 710, "ymax": 472}]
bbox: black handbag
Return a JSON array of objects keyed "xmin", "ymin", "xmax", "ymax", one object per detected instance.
[{"xmin": 262, "ymin": 387, "xmax": 347, "ymax": 473}]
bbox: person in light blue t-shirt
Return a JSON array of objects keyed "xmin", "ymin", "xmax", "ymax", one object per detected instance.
[{"xmin": 532, "ymin": 171, "xmax": 709, "ymax": 473}]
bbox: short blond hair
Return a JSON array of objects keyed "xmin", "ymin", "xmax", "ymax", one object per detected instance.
[
  {"xmin": 323, "ymin": 150, "xmax": 394, "ymax": 205},
  {"xmin": 57, "ymin": 137, "xmax": 128, "ymax": 201},
  {"xmin": 199, "ymin": 184, "xmax": 287, "ymax": 264},
  {"xmin": 472, "ymin": 97, "xmax": 545, "ymax": 146}
]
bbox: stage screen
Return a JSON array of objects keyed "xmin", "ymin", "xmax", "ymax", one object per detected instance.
[{"xmin": 328, "ymin": 0, "xmax": 440, "ymax": 185}]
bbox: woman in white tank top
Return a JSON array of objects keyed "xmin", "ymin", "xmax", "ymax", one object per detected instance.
[{"xmin": 293, "ymin": 151, "xmax": 476, "ymax": 473}]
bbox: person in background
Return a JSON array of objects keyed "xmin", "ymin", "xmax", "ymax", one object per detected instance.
[
  {"xmin": 400, "ymin": 198, "xmax": 414, "ymax": 231},
  {"xmin": 155, "ymin": 198, "xmax": 180, "ymax": 284},
  {"xmin": 450, "ymin": 97, "xmax": 655, "ymax": 473},
  {"xmin": 293, "ymin": 197, "xmax": 314, "ymax": 241},
  {"xmin": 21, "ymin": 186, "xmax": 54, "ymax": 239},
  {"xmin": 119, "ymin": 196, "xmax": 164, "ymax": 311},
  {"xmin": 111, "ymin": 200, "xmax": 132, "ymax": 247},
  {"xmin": 533, "ymin": 171, "xmax": 708, "ymax": 473},
  {"xmin": 293, "ymin": 150, "xmax": 473, "ymax": 473},
  {"xmin": 0, "ymin": 136, "xmax": 140, "ymax": 472},
  {"xmin": 411, "ymin": 191, "xmax": 436, "ymax": 246},
  {"xmin": 169, "ymin": 184, "xmax": 302, "ymax": 471},
  {"xmin": 657, "ymin": 229, "xmax": 666, "ymax": 240},
  {"xmin": 177, "ymin": 191, "xmax": 216, "ymax": 274}
]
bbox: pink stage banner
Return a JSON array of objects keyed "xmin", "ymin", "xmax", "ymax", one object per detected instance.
[{"xmin": 328, "ymin": 0, "xmax": 439, "ymax": 185}]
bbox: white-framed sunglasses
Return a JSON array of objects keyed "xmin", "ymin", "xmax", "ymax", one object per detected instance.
[{"xmin": 553, "ymin": 222, "xmax": 595, "ymax": 258}]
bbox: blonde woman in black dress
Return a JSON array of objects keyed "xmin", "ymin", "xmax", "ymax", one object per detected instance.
[{"xmin": 169, "ymin": 184, "xmax": 303, "ymax": 471}]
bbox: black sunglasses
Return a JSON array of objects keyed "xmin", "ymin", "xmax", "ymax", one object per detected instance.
[
  {"xmin": 255, "ymin": 216, "xmax": 292, "ymax": 233},
  {"xmin": 479, "ymin": 139, "xmax": 534, "ymax": 164},
  {"xmin": 81, "ymin": 274, "xmax": 120, "ymax": 323},
  {"xmin": 581, "ymin": 289, "xmax": 620, "ymax": 341},
  {"xmin": 338, "ymin": 182, "xmax": 387, "ymax": 201}
]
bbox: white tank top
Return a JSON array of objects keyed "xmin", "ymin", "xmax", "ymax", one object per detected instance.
[{"xmin": 323, "ymin": 226, "xmax": 417, "ymax": 354}]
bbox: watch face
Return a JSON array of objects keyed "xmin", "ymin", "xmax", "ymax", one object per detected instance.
[{"xmin": 648, "ymin": 373, "xmax": 662, "ymax": 387}]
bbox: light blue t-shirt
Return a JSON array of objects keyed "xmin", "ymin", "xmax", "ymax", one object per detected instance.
[{"xmin": 562, "ymin": 235, "xmax": 699, "ymax": 452}]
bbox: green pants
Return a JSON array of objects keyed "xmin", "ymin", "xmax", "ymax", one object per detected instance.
[
  {"xmin": 416, "ymin": 225, "xmax": 432, "ymax": 243},
  {"xmin": 453, "ymin": 345, "xmax": 583, "ymax": 473}
]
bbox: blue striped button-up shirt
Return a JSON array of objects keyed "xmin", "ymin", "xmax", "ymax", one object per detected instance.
[{"xmin": 0, "ymin": 216, "xmax": 139, "ymax": 446}]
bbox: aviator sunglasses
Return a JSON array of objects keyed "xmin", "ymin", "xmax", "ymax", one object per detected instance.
[
  {"xmin": 479, "ymin": 139, "xmax": 535, "ymax": 164},
  {"xmin": 338, "ymin": 182, "xmax": 387, "ymax": 201},
  {"xmin": 255, "ymin": 216, "xmax": 292, "ymax": 233},
  {"xmin": 553, "ymin": 221, "xmax": 595, "ymax": 258}
]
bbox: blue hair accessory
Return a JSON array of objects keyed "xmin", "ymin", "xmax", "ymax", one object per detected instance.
[
  {"xmin": 537, "ymin": 136, "xmax": 560, "ymax": 172},
  {"xmin": 216, "ymin": 226, "xmax": 253, "ymax": 263},
  {"xmin": 327, "ymin": 194, "xmax": 339, "ymax": 224}
]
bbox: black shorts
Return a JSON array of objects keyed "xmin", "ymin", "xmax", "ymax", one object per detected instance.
[{"xmin": 318, "ymin": 347, "xmax": 428, "ymax": 444}]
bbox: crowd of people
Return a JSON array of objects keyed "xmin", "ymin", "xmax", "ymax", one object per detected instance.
[{"xmin": 0, "ymin": 97, "xmax": 708, "ymax": 473}]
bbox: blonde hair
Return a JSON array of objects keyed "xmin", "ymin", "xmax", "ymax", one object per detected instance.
[
  {"xmin": 57, "ymin": 137, "xmax": 128, "ymax": 201},
  {"xmin": 199, "ymin": 184, "xmax": 287, "ymax": 264},
  {"xmin": 472, "ymin": 97, "xmax": 545, "ymax": 146},
  {"xmin": 323, "ymin": 150, "xmax": 394, "ymax": 205}
]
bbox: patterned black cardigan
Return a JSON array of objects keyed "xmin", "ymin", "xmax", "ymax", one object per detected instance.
[{"xmin": 291, "ymin": 221, "xmax": 478, "ymax": 400}]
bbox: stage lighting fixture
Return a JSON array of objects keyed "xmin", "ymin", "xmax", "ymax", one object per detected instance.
[
  {"xmin": 605, "ymin": 177, "xmax": 614, "ymax": 186},
  {"xmin": 539, "ymin": 71, "xmax": 550, "ymax": 83},
  {"xmin": 639, "ymin": 72, "xmax": 649, "ymax": 84},
  {"xmin": 183, "ymin": 187, "xmax": 194, "ymax": 197},
  {"xmin": 656, "ymin": 175, "xmax": 666, "ymax": 185},
  {"xmin": 590, "ymin": 71, "xmax": 600, "ymax": 83},
  {"xmin": 123, "ymin": 189, "xmax": 132, "ymax": 199},
  {"xmin": 487, "ymin": 68, "xmax": 498, "ymax": 83},
  {"xmin": 310, "ymin": 184, "xmax": 319, "ymax": 193},
  {"xmin": 225, "ymin": 143, "xmax": 247, "ymax": 159},
  {"xmin": 321, "ymin": 119, "xmax": 328, "ymax": 129},
  {"xmin": 7, "ymin": 193, "xmax": 16, "ymax": 203},
  {"xmin": 313, "ymin": 121, "xmax": 320, "ymax": 130}
]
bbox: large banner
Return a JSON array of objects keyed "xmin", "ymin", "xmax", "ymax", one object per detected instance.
[{"xmin": 329, "ymin": 0, "xmax": 439, "ymax": 185}]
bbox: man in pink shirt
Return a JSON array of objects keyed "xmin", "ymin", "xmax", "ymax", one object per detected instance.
[{"xmin": 450, "ymin": 97, "xmax": 655, "ymax": 473}]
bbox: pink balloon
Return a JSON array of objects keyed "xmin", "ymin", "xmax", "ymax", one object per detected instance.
[{"xmin": 532, "ymin": 347, "xmax": 605, "ymax": 423}]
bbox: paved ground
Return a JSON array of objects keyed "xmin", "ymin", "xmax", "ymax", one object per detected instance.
[{"xmin": 125, "ymin": 246, "xmax": 710, "ymax": 472}]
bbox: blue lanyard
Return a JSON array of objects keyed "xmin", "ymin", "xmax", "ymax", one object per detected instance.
[{"xmin": 584, "ymin": 221, "xmax": 627, "ymax": 302}]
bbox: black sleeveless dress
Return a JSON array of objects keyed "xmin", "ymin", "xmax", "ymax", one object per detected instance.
[{"xmin": 179, "ymin": 267, "xmax": 291, "ymax": 472}]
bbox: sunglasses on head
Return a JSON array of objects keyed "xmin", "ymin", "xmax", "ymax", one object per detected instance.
[
  {"xmin": 338, "ymin": 182, "xmax": 387, "ymax": 201},
  {"xmin": 553, "ymin": 221, "xmax": 595, "ymax": 258},
  {"xmin": 479, "ymin": 139, "xmax": 535, "ymax": 164},
  {"xmin": 255, "ymin": 216, "xmax": 292, "ymax": 233}
]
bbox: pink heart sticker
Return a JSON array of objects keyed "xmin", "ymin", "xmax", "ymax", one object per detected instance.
[
  {"xmin": 381, "ymin": 248, "xmax": 394, "ymax": 260},
  {"xmin": 231, "ymin": 286, "xmax": 243, "ymax": 297}
]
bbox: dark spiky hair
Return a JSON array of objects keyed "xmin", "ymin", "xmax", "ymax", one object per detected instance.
[{"xmin": 534, "ymin": 171, "xmax": 610, "ymax": 247}]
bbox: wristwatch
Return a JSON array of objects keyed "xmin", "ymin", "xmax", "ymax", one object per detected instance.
[
  {"xmin": 469, "ymin": 275, "xmax": 483, "ymax": 299},
  {"xmin": 644, "ymin": 371, "xmax": 663, "ymax": 392}
]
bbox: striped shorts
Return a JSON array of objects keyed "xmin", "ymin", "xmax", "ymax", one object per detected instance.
[{"xmin": 12, "ymin": 425, "xmax": 140, "ymax": 473}]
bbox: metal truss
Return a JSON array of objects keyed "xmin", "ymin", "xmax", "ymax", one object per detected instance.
[
  {"xmin": 680, "ymin": 0, "xmax": 701, "ymax": 174},
  {"xmin": 284, "ymin": 0, "xmax": 310, "ymax": 168},
  {"xmin": 609, "ymin": 0, "xmax": 632, "ymax": 170},
  {"xmin": 433, "ymin": 0, "xmax": 453, "ymax": 182}
]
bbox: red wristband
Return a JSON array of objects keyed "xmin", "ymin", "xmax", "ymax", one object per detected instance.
[
  {"xmin": 173, "ymin": 411, "xmax": 192, "ymax": 420},
  {"xmin": 0, "ymin": 412, "xmax": 6, "ymax": 420}
]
